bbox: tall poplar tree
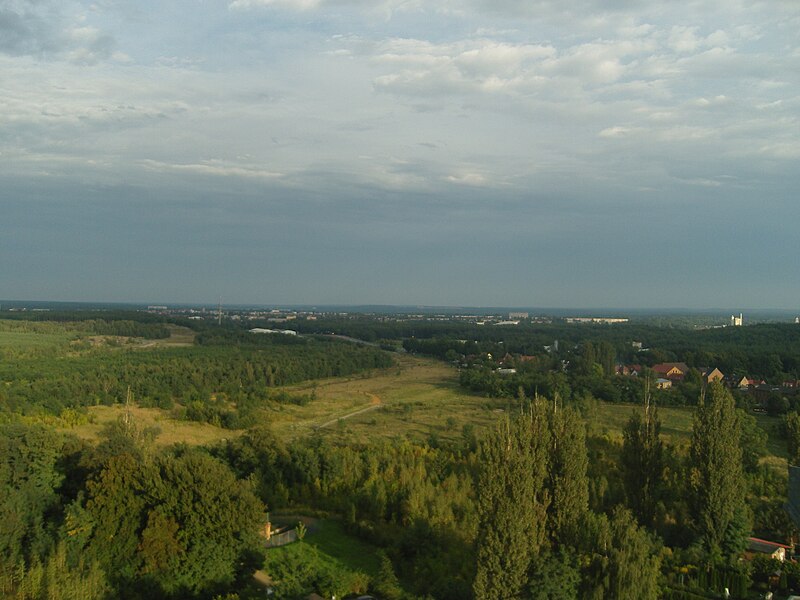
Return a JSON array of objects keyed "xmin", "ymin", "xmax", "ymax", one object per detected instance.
[
  {"xmin": 688, "ymin": 382, "xmax": 748, "ymax": 558},
  {"xmin": 474, "ymin": 401, "xmax": 550, "ymax": 600},
  {"xmin": 786, "ymin": 411, "xmax": 800, "ymax": 465},
  {"xmin": 547, "ymin": 404, "xmax": 589, "ymax": 548},
  {"xmin": 620, "ymin": 405, "xmax": 663, "ymax": 528}
]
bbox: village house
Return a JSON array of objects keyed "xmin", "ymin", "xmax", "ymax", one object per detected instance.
[
  {"xmin": 723, "ymin": 374, "xmax": 751, "ymax": 390},
  {"xmin": 745, "ymin": 537, "xmax": 793, "ymax": 562},
  {"xmin": 652, "ymin": 362, "xmax": 690, "ymax": 382},
  {"xmin": 615, "ymin": 364, "xmax": 643, "ymax": 376},
  {"xmin": 700, "ymin": 367, "xmax": 724, "ymax": 384}
]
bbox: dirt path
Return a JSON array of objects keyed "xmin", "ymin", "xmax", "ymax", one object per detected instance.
[
  {"xmin": 134, "ymin": 325, "xmax": 196, "ymax": 348},
  {"xmin": 317, "ymin": 392, "xmax": 382, "ymax": 428}
]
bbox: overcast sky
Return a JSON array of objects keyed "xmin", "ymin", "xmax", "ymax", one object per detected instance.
[{"xmin": 2, "ymin": 0, "xmax": 799, "ymax": 308}]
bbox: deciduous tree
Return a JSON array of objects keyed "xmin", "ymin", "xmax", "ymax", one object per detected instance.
[{"xmin": 689, "ymin": 383, "xmax": 748, "ymax": 558}]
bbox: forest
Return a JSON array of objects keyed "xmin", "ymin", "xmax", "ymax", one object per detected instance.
[{"xmin": 2, "ymin": 310, "xmax": 800, "ymax": 599}]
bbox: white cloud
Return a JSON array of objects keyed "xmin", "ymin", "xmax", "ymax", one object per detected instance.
[
  {"xmin": 445, "ymin": 172, "xmax": 489, "ymax": 186},
  {"xmin": 139, "ymin": 159, "xmax": 285, "ymax": 179},
  {"xmin": 598, "ymin": 126, "xmax": 639, "ymax": 138},
  {"xmin": 229, "ymin": 0, "xmax": 321, "ymax": 10}
]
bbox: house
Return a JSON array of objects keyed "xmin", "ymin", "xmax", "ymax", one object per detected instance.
[
  {"xmin": 700, "ymin": 367, "xmax": 724, "ymax": 384},
  {"xmin": 745, "ymin": 537, "xmax": 792, "ymax": 562},
  {"xmin": 656, "ymin": 378, "xmax": 672, "ymax": 390},
  {"xmin": 724, "ymin": 374, "xmax": 750, "ymax": 389},
  {"xmin": 652, "ymin": 362, "xmax": 690, "ymax": 382},
  {"xmin": 616, "ymin": 364, "xmax": 643, "ymax": 376}
]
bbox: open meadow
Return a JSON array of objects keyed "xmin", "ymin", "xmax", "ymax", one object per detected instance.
[{"xmin": 51, "ymin": 350, "xmax": 788, "ymax": 473}]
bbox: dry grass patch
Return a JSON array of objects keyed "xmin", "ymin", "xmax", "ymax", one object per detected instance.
[
  {"xmin": 268, "ymin": 355, "xmax": 500, "ymax": 443},
  {"xmin": 61, "ymin": 404, "xmax": 239, "ymax": 447}
]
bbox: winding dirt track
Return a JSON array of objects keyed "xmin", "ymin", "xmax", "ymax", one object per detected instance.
[{"xmin": 317, "ymin": 393, "xmax": 381, "ymax": 428}]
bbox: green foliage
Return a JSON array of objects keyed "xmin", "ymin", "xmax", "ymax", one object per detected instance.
[
  {"xmin": 689, "ymin": 383, "xmax": 749, "ymax": 559},
  {"xmin": 528, "ymin": 549, "xmax": 580, "ymax": 600},
  {"xmin": 621, "ymin": 406, "xmax": 663, "ymax": 527},
  {"xmin": 473, "ymin": 402, "xmax": 551, "ymax": 600},
  {"xmin": 0, "ymin": 332, "xmax": 391, "ymax": 421},
  {"xmin": 74, "ymin": 439, "xmax": 265, "ymax": 598},
  {"xmin": 373, "ymin": 551, "xmax": 403, "ymax": 600},
  {"xmin": 10, "ymin": 542, "xmax": 108, "ymax": 600},
  {"xmin": 738, "ymin": 410, "xmax": 768, "ymax": 473},
  {"xmin": 265, "ymin": 542, "xmax": 369, "ymax": 600},
  {"xmin": 579, "ymin": 508, "xmax": 662, "ymax": 600},
  {"xmin": 607, "ymin": 507, "xmax": 661, "ymax": 600},
  {"xmin": 0, "ymin": 424, "xmax": 66, "ymax": 590},
  {"xmin": 786, "ymin": 410, "xmax": 800, "ymax": 465},
  {"xmin": 296, "ymin": 521, "xmax": 307, "ymax": 541},
  {"xmin": 547, "ymin": 406, "xmax": 589, "ymax": 547}
]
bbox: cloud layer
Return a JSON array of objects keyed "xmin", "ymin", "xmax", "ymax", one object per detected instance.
[{"xmin": 2, "ymin": 0, "xmax": 799, "ymax": 307}]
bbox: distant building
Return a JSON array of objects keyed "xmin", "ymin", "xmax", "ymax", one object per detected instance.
[
  {"xmin": 565, "ymin": 317, "xmax": 629, "ymax": 324},
  {"xmin": 616, "ymin": 364, "xmax": 643, "ymax": 377},
  {"xmin": 509, "ymin": 312, "xmax": 529, "ymax": 319},
  {"xmin": 652, "ymin": 362, "xmax": 690, "ymax": 381},
  {"xmin": 746, "ymin": 537, "xmax": 792, "ymax": 562},
  {"xmin": 731, "ymin": 313, "xmax": 744, "ymax": 326},
  {"xmin": 249, "ymin": 328, "xmax": 297, "ymax": 336},
  {"xmin": 497, "ymin": 368, "xmax": 517, "ymax": 375},
  {"xmin": 700, "ymin": 367, "xmax": 725, "ymax": 384},
  {"xmin": 723, "ymin": 374, "xmax": 750, "ymax": 389},
  {"xmin": 655, "ymin": 378, "xmax": 672, "ymax": 389}
]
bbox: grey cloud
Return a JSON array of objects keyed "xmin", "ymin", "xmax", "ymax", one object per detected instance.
[
  {"xmin": 0, "ymin": 1, "xmax": 116, "ymax": 62},
  {"xmin": 0, "ymin": 3, "xmax": 60, "ymax": 56}
]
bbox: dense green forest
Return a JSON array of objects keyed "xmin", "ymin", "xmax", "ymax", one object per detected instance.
[
  {"xmin": 0, "ymin": 320, "xmax": 392, "ymax": 427},
  {"xmin": 2, "ymin": 312, "xmax": 800, "ymax": 599}
]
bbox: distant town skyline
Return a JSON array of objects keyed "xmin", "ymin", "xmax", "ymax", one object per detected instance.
[{"xmin": 2, "ymin": 0, "xmax": 799, "ymax": 308}]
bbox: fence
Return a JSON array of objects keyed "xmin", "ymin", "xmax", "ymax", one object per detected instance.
[{"xmin": 264, "ymin": 528, "xmax": 298, "ymax": 548}]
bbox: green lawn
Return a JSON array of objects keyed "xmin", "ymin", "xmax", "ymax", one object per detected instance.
[
  {"xmin": 752, "ymin": 412, "xmax": 788, "ymax": 459},
  {"xmin": 589, "ymin": 402, "xmax": 696, "ymax": 442},
  {"xmin": 305, "ymin": 519, "xmax": 381, "ymax": 577},
  {"xmin": 0, "ymin": 329, "xmax": 74, "ymax": 350},
  {"xmin": 263, "ymin": 519, "xmax": 381, "ymax": 597}
]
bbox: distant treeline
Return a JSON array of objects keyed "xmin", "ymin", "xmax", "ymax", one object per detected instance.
[
  {"xmin": 287, "ymin": 318, "xmax": 800, "ymax": 379},
  {"xmin": 0, "ymin": 317, "xmax": 170, "ymax": 339},
  {"xmin": 0, "ymin": 332, "xmax": 392, "ymax": 426}
]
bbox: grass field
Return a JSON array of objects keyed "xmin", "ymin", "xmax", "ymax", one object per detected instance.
[
  {"xmin": 587, "ymin": 402, "xmax": 696, "ymax": 442},
  {"xmin": 61, "ymin": 404, "xmax": 239, "ymax": 447},
  {"xmin": 0, "ymin": 329, "xmax": 74, "ymax": 350},
  {"xmin": 270, "ymin": 354, "xmax": 502, "ymax": 443},
  {"xmin": 52, "ymin": 350, "xmax": 787, "ymax": 470},
  {"xmin": 133, "ymin": 324, "xmax": 196, "ymax": 348},
  {"xmin": 260, "ymin": 519, "xmax": 380, "ymax": 596},
  {"xmin": 302, "ymin": 519, "xmax": 381, "ymax": 576}
]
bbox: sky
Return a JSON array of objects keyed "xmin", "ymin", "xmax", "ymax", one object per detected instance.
[{"xmin": 1, "ymin": 0, "xmax": 799, "ymax": 308}]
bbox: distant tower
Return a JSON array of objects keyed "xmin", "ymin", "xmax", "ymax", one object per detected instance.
[{"xmin": 217, "ymin": 298, "xmax": 222, "ymax": 326}]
